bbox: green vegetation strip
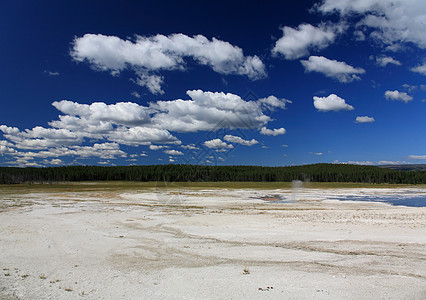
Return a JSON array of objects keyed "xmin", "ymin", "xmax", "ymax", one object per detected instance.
[{"xmin": 1, "ymin": 163, "xmax": 425, "ymax": 185}]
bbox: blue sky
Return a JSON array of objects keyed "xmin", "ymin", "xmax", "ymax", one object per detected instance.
[{"xmin": 0, "ymin": 0, "xmax": 425, "ymax": 167}]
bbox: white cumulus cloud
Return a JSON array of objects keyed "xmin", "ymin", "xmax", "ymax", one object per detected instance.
[
  {"xmin": 203, "ymin": 139, "xmax": 234, "ymax": 149},
  {"xmin": 384, "ymin": 90, "xmax": 413, "ymax": 103},
  {"xmin": 318, "ymin": 0, "xmax": 426, "ymax": 50},
  {"xmin": 9, "ymin": 143, "xmax": 127, "ymax": 161},
  {"xmin": 409, "ymin": 155, "xmax": 426, "ymax": 160},
  {"xmin": 150, "ymin": 90, "xmax": 273, "ymax": 132},
  {"xmin": 0, "ymin": 140, "xmax": 16, "ymax": 154},
  {"xmin": 272, "ymin": 23, "xmax": 342, "ymax": 59},
  {"xmin": 0, "ymin": 125, "xmax": 82, "ymax": 150},
  {"xmin": 131, "ymin": 91, "xmax": 141, "ymax": 98},
  {"xmin": 52, "ymin": 100, "xmax": 151, "ymax": 126},
  {"xmin": 108, "ymin": 126, "xmax": 180, "ymax": 146},
  {"xmin": 375, "ymin": 56, "xmax": 401, "ymax": 67},
  {"xmin": 258, "ymin": 95, "xmax": 292, "ymax": 110},
  {"xmin": 164, "ymin": 149, "xmax": 183, "ymax": 156},
  {"xmin": 180, "ymin": 144, "xmax": 199, "ymax": 150},
  {"xmin": 301, "ymin": 56, "xmax": 365, "ymax": 83},
  {"xmin": 149, "ymin": 145, "xmax": 169, "ymax": 150},
  {"xmin": 71, "ymin": 33, "xmax": 266, "ymax": 94},
  {"xmin": 411, "ymin": 63, "xmax": 426, "ymax": 75},
  {"xmin": 353, "ymin": 30, "xmax": 366, "ymax": 41},
  {"xmin": 223, "ymin": 135, "xmax": 258, "ymax": 146},
  {"xmin": 342, "ymin": 160, "xmax": 410, "ymax": 165},
  {"xmin": 313, "ymin": 94, "xmax": 354, "ymax": 112},
  {"xmin": 44, "ymin": 70, "xmax": 60, "ymax": 76},
  {"xmin": 44, "ymin": 159, "xmax": 64, "ymax": 165},
  {"xmin": 135, "ymin": 73, "xmax": 165, "ymax": 95},
  {"xmin": 377, "ymin": 161, "xmax": 410, "ymax": 165},
  {"xmin": 260, "ymin": 127, "xmax": 286, "ymax": 136},
  {"xmin": 355, "ymin": 116, "xmax": 375, "ymax": 123},
  {"xmin": 0, "ymin": 89, "xmax": 288, "ymax": 165}
]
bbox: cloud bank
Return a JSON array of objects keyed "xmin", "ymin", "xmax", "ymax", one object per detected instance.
[
  {"xmin": 0, "ymin": 90, "xmax": 288, "ymax": 166},
  {"xmin": 409, "ymin": 155, "xmax": 426, "ymax": 160}
]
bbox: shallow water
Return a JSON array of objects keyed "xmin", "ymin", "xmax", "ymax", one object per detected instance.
[
  {"xmin": 260, "ymin": 189, "xmax": 426, "ymax": 207},
  {"xmin": 331, "ymin": 195, "xmax": 426, "ymax": 207}
]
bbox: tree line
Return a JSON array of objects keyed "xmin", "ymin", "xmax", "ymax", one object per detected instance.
[{"xmin": 0, "ymin": 163, "xmax": 425, "ymax": 184}]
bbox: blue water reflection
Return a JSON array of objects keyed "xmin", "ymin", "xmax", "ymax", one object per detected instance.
[{"xmin": 331, "ymin": 195, "xmax": 426, "ymax": 207}]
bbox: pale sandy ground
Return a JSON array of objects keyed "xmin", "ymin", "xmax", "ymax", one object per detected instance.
[{"xmin": 0, "ymin": 186, "xmax": 425, "ymax": 299}]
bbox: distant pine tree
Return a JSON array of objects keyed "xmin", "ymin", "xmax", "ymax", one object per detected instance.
[{"xmin": 0, "ymin": 164, "xmax": 425, "ymax": 184}]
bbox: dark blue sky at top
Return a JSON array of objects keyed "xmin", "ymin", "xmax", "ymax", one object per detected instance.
[
  {"xmin": 1, "ymin": 1, "xmax": 313, "ymax": 120},
  {"xmin": 0, "ymin": 0, "xmax": 425, "ymax": 167}
]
